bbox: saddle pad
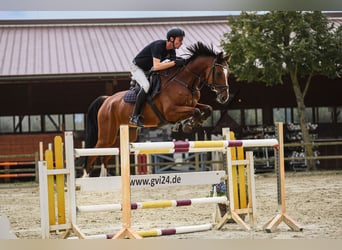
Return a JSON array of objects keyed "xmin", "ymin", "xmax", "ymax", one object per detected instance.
[
  {"xmin": 123, "ymin": 75, "xmax": 160, "ymax": 104},
  {"xmin": 123, "ymin": 89, "xmax": 137, "ymax": 103}
]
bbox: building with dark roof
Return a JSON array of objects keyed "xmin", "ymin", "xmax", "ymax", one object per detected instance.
[{"xmin": 0, "ymin": 13, "xmax": 341, "ymax": 171}]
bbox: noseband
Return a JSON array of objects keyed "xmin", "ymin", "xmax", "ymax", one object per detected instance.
[{"xmin": 171, "ymin": 58, "xmax": 229, "ymax": 96}]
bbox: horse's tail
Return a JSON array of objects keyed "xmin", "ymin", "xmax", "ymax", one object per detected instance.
[{"xmin": 85, "ymin": 95, "xmax": 108, "ymax": 148}]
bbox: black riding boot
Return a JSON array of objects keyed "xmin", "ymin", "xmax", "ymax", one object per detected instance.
[{"xmin": 129, "ymin": 88, "xmax": 147, "ymax": 127}]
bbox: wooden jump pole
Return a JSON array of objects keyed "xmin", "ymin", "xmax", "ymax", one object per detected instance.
[
  {"xmin": 39, "ymin": 135, "xmax": 79, "ymax": 239},
  {"xmin": 263, "ymin": 122, "xmax": 303, "ymax": 232},
  {"xmin": 45, "ymin": 149, "xmax": 56, "ymax": 227},
  {"xmin": 54, "ymin": 137, "xmax": 66, "ymax": 226},
  {"xmin": 113, "ymin": 125, "xmax": 142, "ymax": 239}
]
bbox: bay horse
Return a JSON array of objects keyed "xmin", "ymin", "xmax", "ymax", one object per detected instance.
[{"xmin": 83, "ymin": 41, "xmax": 230, "ymax": 177}]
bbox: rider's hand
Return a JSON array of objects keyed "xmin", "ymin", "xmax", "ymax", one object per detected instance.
[{"xmin": 174, "ymin": 58, "xmax": 186, "ymax": 67}]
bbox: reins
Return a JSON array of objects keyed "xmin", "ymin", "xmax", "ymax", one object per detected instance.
[{"xmin": 175, "ymin": 58, "xmax": 229, "ymax": 93}]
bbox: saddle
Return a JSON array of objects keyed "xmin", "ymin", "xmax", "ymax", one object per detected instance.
[{"xmin": 123, "ymin": 71, "xmax": 161, "ymax": 103}]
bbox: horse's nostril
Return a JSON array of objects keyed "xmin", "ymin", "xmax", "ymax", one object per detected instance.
[{"xmin": 217, "ymin": 93, "xmax": 229, "ymax": 104}]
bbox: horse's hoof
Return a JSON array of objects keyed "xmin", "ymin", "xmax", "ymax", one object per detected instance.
[
  {"xmin": 81, "ymin": 169, "xmax": 90, "ymax": 178},
  {"xmin": 172, "ymin": 123, "xmax": 181, "ymax": 132},
  {"xmin": 99, "ymin": 164, "xmax": 107, "ymax": 177},
  {"xmin": 182, "ymin": 124, "xmax": 193, "ymax": 133}
]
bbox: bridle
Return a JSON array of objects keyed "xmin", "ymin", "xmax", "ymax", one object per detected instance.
[
  {"xmin": 163, "ymin": 57, "xmax": 229, "ymax": 102},
  {"xmin": 183, "ymin": 58, "xmax": 229, "ymax": 97},
  {"xmin": 204, "ymin": 59, "xmax": 229, "ymax": 93}
]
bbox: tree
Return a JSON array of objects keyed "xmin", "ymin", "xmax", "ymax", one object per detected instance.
[{"xmin": 221, "ymin": 11, "xmax": 341, "ymax": 170}]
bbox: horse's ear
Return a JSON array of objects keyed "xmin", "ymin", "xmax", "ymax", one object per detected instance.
[{"xmin": 225, "ymin": 54, "xmax": 231, "ymax": 61}]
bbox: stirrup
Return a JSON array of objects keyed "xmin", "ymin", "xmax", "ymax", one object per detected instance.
[{"xmin": 129, "ymin": 115, "xmax": 144, "ymax": 127}]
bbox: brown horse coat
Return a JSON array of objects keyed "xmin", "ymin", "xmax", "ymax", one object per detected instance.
[{"xmin": 83, "ymin": 42, "xmax": 230, "ymax": 176}]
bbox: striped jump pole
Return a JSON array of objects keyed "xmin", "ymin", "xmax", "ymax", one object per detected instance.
[
  {"xmin": 137, "ymin": 223, "xmax": 212, "ymax": 238},
  {"xmin": 73, "ymin": 136, "xmax": 278, "ymax": 157},
  {"xmin": 68, "ymin": 224, "xmax": 212, "ymax": 239},
  {"xmin": 77, "ymin": 196, "xmax": 227, "ymax": 212},
  {"xmin": 131, "ymin": 138, "xmax": 278, "ymax": 154}
]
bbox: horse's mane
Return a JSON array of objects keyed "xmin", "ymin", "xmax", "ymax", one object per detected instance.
[{"xmin": 185, "ymin": 42, "xmax": 225, "ymax": 63}]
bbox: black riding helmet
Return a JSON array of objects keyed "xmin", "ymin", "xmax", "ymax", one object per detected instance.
[{"xmin": 167, "ymin": 28, "xmax": 185, "ymax": 41}]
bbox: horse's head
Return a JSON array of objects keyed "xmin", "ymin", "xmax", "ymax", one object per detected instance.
[
  {"xmin": 185, "ymin": 42, "xmax": 230, "ymax": 104},
  {"xmin": 205, "ymin": 53, "xmax": 230, "ymax": 104}
]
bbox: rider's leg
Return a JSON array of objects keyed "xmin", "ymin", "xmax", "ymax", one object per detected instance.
[
  {"xmin": 129, "ymin": 63, "xmax": 150, "ymax": 127},
  {"xmin": 129, "ymin": 87, "xmax": 147, "ymax": 127}
]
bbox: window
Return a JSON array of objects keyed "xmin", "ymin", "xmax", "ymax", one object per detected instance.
[
  {"xmin": 337, "ymin": 107, "xmax": 342, "ymax": 123},
  {"xmin": 273, "ymin": 107, "xmax": 312, "ymax": 123},
  {"xmin": 244, "ymin": 108, "xmax": 262, "ymax": 126},
  {"xmin": 202, "ymin": 114, "xmax": 212, "ymax": 127},
  {"xmin": 305, "ymin": 107, "xmax": 313, "ymax": 123},
  {"xmin": 0, "ymin": 116, "xmax": 14, "ymax": 133},
  {"xmin": 0, "ymin": 113, "xmax": 86, "ymax": 134},
  {"xmin": 202, "ymin": 110, "xmax": 221, "ymax": 127},
  {"xmin": 316, "ymin": 107, "xmax": 334, "ymax": 123},
  {"xmin": 74, "ymin": 114, "xmax": 85, "ymax": 131},
  {"xmin": 64, "ymin": 113, "xmax": 85, "ymax": 131},
  {"xmin": 212, "ymin": 110, "xmax": 221, "ymax": 125},
  {"xmin": 30, "ymin": 115, "xmax": 41, "ymax": 132},
  {"xmin": 65, "ymin": 114, "xmax": 74, "ymax": 131},
  {"xmin": 45, "ymin": 114, "xmax": 62, "ymax": 132},
  {"xmin": 285, "ymin": 108, "xmax": 292, "ymax": 123},
  {"xmin": 227, "ymin": 109, "xmax": 241, "ymax": 125},
  {"xmin": 273, "ymin": 108, "xmax": 285, "ymax": 123},
  {"xmin": 292, "ymin": 108, "xmax": 299, "ymax": 123},
  {"xmin": 14, "ymin": 116, "xmax": 29, "ymax": 133}
]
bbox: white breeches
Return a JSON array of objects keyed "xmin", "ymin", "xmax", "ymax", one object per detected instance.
[{"xmin": 130, "ymin": 63, "xmax": 150, "ymax": 93}]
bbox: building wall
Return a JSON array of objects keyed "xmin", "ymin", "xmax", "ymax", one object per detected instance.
[{"xmin": 0, "ymin": 133, "xmax": 62, "ymax": 161}]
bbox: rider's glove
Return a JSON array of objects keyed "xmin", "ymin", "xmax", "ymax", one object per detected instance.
[{"xmin": 174, "ymin": 58, "xmax": 186, "ymax": 67}]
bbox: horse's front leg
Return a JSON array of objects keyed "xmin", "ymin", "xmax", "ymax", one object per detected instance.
[
  {"xmin": 165, "ymin": 106, "xmax": 202, "ymax": 133},
  {"xmin": 181, "ymin": 104, "xmax": 212, "ymax": 133},
  {"xmin": 196, "ymin": 103, "xmax": 213, "ymax": 123}
]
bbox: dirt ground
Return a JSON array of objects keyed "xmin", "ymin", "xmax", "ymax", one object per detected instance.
[{"xmin": 1, "ymin": 170, "xmax": 341, "ymax": 239}]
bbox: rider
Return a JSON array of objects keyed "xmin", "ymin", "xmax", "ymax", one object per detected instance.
[{"xmin": 129, "ymin": 27, "xmax": 186, "ymax": 127}]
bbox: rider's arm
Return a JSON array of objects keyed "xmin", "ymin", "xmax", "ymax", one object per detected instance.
[{"xmin": 152, "ymin": 57, "xmax": 176, "ymax": 71}]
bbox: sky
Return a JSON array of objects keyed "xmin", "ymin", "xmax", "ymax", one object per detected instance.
[
  {"xmin": 0, "ymin": 11, "xmax": 241, "ymax": 20},
  {"xmin": 0, "ymin": 11, "xmax": 340, "ymax": 20}
]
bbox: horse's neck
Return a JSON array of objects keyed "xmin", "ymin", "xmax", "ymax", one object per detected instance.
[
  {"xmin": 188, "ymin": 56, "xmax": 214, "ymax": 76},
  {"xmin": 159, "ymin": 68, "xmax": 183, "ymax": 85},
  {"xmin": 159, "ymin": 58, "xmax": 212, "ymax": 89},
  {"xmin": 182, "ymin": 58, "xmax": 212, "ymax": 84}
]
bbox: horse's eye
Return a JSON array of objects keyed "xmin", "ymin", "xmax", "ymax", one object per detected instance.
[{"xmin": 216, "ymin": 72, "xmax": 222, "ymax": 78}]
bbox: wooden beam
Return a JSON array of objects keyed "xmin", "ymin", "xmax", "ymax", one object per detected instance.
[
  {"xmin": 263, "ymin": 122, "xmax": 303, "ymax": 233},
  {"xmin": 112, "ymin": 125, "xmax": 142, "ymax": 239}
]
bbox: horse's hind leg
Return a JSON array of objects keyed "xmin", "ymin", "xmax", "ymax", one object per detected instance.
[
  {"xmin": 82, "ymin": 144, "xmax": 113, "ymax": 177},
  {"xmin": 83, "ymin": 155, "xmax": 98, "ymax": 177},
  {"xmin": 99, "ymin": 163, "xmax": 107, "ymax": 177},
  {"xmin": 100, "ymin": 155, "xmax": 113, "ymax": 177}
]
